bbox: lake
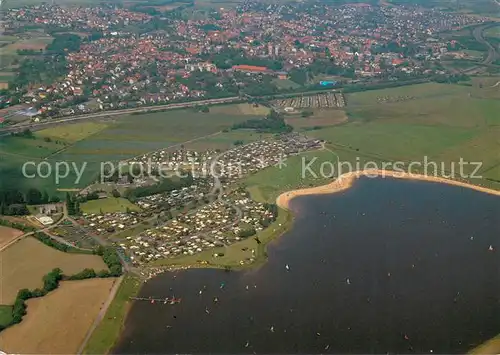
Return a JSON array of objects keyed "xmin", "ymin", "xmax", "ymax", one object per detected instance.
[{"xmin": 114, "ymin": 177, "xmax": 500, "ymax": 354}]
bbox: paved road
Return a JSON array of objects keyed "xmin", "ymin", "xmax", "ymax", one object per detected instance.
[
  {"xmin": 76, "ymin": 275, "xmax": 125, "ymax": 355},
  {"xmin": 463, "ymin": 24, "xmax": 500, "ymax": 74},
  {"xmin": 0, "ymin": 96, "xmax": 241, "ymax": 135}
]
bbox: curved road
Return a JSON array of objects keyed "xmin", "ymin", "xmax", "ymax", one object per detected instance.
[{"xmin": 463, "ymin": 23, "xmax": 500, "ymax": 74}]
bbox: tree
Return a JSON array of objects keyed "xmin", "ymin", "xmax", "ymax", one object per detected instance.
[
  {"xmin": 301, "ymin": 110, "xmax": 313, "ymax": 118},
  {"xmin": 25, "ymin": 188, "xmax": 42, "ymax": 205},
  {"xmin": 111, "ymin": 189, "xmax": 121, "ymax": 198},
  {"xmin": 42, "ymin": 191, "xmax": 50, "ymax": 204}
]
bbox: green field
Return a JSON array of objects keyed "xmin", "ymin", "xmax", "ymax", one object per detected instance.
[
  {"xmin": 0, "ymin": 305, "xmax": 13, "ymax": 328},
  {"xmin": 484, "ymin": 26, "xmax": 500, "ymax": 38},
  {"xmin": 0, "ymin": 108, "xmax": 259, "ymax": 195},
  {"xmin": 83, "ymin": 275, "xmax": 140, "ymax": 355},
  {"xmin": 180, "ymin": 130, "xmax": 274, "ymax": 151},
  {"xmin": 36, "ymin": 122, "xmax": 109, "ymax": 143},
  {"xmin": 80, "ymin": 197, "xmax": 141, "ymax": 214}
]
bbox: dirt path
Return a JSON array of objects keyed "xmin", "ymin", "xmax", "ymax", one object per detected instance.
[{"xmin": 76, "ymin": 275, "xmax": 125, "ymax": 355}]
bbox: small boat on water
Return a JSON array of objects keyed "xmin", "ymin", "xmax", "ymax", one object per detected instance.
[
  {"xmin": 285, "ymin": 264, "xmax": 290, "ymax": 271},
  {"xmin": 489, "ymin": 245, "xmax": 494, "ymax": 251},
  {"xmin": 346, "ymin": 278, "xmax": 351, "ymax": 285},
  {"xmin": 169, "ymin": 297, "xmax": 182, "ymax": 305}
]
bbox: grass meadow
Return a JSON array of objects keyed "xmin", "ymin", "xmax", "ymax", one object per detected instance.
[
  {"xmin": 0, "ymin": 278, "xmax": 117, "ymax": 354},
  {"xmin": 80, "ymin": 197, "xmax": 142, "ymax": 214}
]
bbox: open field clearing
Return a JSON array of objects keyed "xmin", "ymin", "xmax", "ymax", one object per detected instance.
[
  {"xmin": 310, "ymin": 123, "xmax": 478, "ymax": 161},
  {"xmin": 0, "ymin": 226, "xmax": 23, "ymax": 249},
  {"xmin": 346, "ymin": 82, "xmax": 470, "ymax": 106},
  {"xmin": 432, "ymin": 127, "xmax": 500, "ymax": 177},
  {"xmin": 0, "ymin": 135, "xmax": 64, "ymax": 159},
  {"xmin": 80, "ymin": 197, "xmax": 141, "ymax": 214},
  {"xmin": 1, "ymin": 237, "xmax": 107, "ymax": 305},
  {"xmin": 36, "ymin": 122, "xmax": 109, "ymax": 143},
  {"xmin": 286, "ymin": 109, "xmax": 347, "ymax": 129},
  {"xmin": 206, "ymin": 103, "xmax": 270, "ymax": 116},
  {"xmin": 0, "ymin": 278, "xmax": 116, "ymax": 354}
]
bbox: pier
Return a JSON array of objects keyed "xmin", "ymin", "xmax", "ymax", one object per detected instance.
[{"xmin": 130, "ymin": 296, "xmax": 182, "ymax": 304}]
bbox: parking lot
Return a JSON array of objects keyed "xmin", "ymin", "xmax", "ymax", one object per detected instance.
[{"xmin": 273, "ymin": 92, "xmax": 346, "ymax": 109}]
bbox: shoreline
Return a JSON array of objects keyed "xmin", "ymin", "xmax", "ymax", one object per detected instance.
[{"xmin": 276, "ymin": 169, "xmax": 500, "ymax": 209}]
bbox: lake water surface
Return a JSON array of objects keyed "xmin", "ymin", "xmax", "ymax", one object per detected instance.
[{"xmin": 114, "ymin": 178, "xmax": 500, "ymax": 354}]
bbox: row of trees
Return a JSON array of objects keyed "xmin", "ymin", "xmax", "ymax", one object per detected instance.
[
  {"xmin": 33, "ymin": 232, "xmax": 92, "ymax": 254},
  {"xmin": 66, "ymin": 193, "xmax": 80, "ymax": 216},
  {"xmin": 0, "ymin": 218, "xmax": 36, "ymax": 233},
  {"xmin": 0, "ymin": 187, "xmax": 60, "ymax": 217},
  {"xmin": 7, "ymin": 248, "xmax": 122, "ymax": 330},
  {"xmin": 232, "ymin": 110, "xmax": 293, "ymax": 133},
  {"xmin": 9, "ymin": 268, "xmax": 63, "ymax": 327}
]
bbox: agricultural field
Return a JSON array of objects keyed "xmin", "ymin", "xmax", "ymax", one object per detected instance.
[
  {"xmin": 304, "ymin": 82, "xmax": 500, "ymax": 184},
  {"xmin": 285, "ymin": 109, "xmax": 348, "ymax": 129},
  {"xmin": 36, "ymin": 122, "xmax": 109, "ymax": 143},
  {"xmin": 0, "ymin": 108, "xmax": 257, "ymax": 195},
  {"xmin": 0, "ymin": 134, "xmax": 66, "ymax": 159},
  {"xmin": 484, "ymin": 26, "xmax": 500, "ymax": 39},
  {"xmin": 209, "ymin": 103, "xmax": 270, "ymax": 116},
  {"xmin": 0, "ymin": 237, "xmax": 108, "ymax": 304},
  {"xmin": 80, "ymin": 197, "xmax": 142, "ymax": 214},
  {"xmin": 387, "ymin": 0, "xmax": 500, "ymax": 17},
  {"xmin": 0, "ymin": 278, "xmax": 117, "ymax": 355},
  {"xmin": 0, "ymin": 36, "xmax": 54, "ymax": 55},
  {"xmin": 0, "ymin": 225, "xmax": 23, "ymax": 249}
]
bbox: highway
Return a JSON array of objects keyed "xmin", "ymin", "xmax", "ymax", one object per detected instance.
[
  {"xmin": 473, "ymin": 24, "xmax": 497, "ymax": 65},
  {"xmin": 0, "ymin": 96, "xmax": 241, "ymax": 135},
  {"xmin": 463, "ymin": 23, "xmax": 500, "ymax": 74}
]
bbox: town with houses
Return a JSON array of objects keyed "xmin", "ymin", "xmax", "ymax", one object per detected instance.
[{"xmin": 0, "ymin": 0, "xmax": 489, "ymax": 121}]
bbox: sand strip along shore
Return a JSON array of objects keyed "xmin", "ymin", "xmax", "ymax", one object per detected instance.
[{"xmin": 276, "ymin": 169, "xmax": 500, "ymax": 210}]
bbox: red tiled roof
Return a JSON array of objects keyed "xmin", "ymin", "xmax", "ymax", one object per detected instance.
[{"xmin": 232, "ymin": 65, "xmax": 268, "ymax": 72}]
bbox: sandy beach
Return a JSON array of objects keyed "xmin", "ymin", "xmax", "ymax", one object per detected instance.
[{"xmin": 276, "ymin": 169, "xmax": 500, "ymax": 209}]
